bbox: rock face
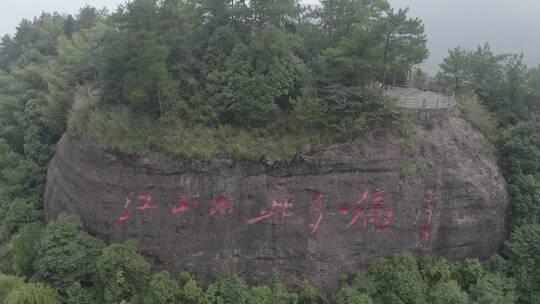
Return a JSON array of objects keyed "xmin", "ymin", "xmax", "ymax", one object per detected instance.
[{"xmin": 44, "ymin": 113, "xmax": 508, "ymax": 291}]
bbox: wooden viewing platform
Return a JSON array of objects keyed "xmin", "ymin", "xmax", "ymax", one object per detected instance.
[{"xmin": 385, "ymin": 86, "xmax": 456, "ymax": 109}]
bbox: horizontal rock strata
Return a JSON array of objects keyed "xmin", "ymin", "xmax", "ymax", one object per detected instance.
[{"xmin": 44, "ymin": 114, "xmax": 508, "ymax": 291}]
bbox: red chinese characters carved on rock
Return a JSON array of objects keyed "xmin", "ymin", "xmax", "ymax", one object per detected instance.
[
  {"xmin": 209, "ymin": 195, "xmax": 235, "ymax": 216},
  {"xmin": 117, "ymin": 210, "xmax": 133, "ymax": 226},
  {"xmin": 123, "ymin": 197, "xmax": 132, "ymax": 209},
  {"xmin": 116, "ymin": 186, "xmax": 438, "ymax": 240},
  {"xmin": 414, "ymin": 187, "xmax": 439, "ymax": 241},
  {"xmin": 246, "ymin": 200, "xmax": 294, "ymax": 225},
  {"xmin": 337, "ymin": 188, "xmax": 395, "ymax": 232},
  {"xmin": 117, "ymin": 189, "xmax": 135, "ymax": 226},
  {"xmin": 136, "ymin": 194, "xmax": 159, "ymax": 211},
  {"xmin": 310, "ymin": 195, "xmax": 326, "ymax": 234},
  {"xmin": 117, "ymin": 190, "xmax": 160, "ymax": 226},
  {"xmin": 171, "ymin": 196, "xmax": 198, "ymax": 216}
]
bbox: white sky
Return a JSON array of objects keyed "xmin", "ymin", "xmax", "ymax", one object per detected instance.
[
  {"xmin": 0, "ymin": 0, "xmax": 124, "ymax": 35},
  {"xmin": 1, "ymin": 0, "xmax": 540, "ymax": 73},
  {"xmin": 388, "ymin": 0, "xmax": 540, "ymax": 73}
]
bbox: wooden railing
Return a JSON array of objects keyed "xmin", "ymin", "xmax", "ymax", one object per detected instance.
[{"xmin": 398, "ymin": 98, "xmax": 453, "ymax": 110}]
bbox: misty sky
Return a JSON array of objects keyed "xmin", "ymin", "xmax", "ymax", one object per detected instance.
[
  {"xmin": 2, "ymin": 0, "xmax": 540, "ymax": 74},
  {"xmin": 0, "ymin": 0, "xmax": 123, "ymax": 35},
  {"xmin": 388, "ymin": 0, "xmax": 540, "ymax": 73}
]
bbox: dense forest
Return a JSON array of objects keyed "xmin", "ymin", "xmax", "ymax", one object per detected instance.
[{"xmin": 0, "ymin": 0, "xmax": 539, "ymax": 303}]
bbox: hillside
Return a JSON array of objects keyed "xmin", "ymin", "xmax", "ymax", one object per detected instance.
[{"xmin": 2, "ymin": 0, "xmax": 540, "ymax": 303}]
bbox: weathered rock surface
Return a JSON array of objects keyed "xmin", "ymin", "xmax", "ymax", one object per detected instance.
[{"xmin": 44, "ymin": 113, "xmax": 508, "ymax": 291}]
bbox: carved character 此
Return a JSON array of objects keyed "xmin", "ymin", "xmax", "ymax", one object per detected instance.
[{"xmin": 246, "ymin": 199, "xmax": 294, "ymax": 225}]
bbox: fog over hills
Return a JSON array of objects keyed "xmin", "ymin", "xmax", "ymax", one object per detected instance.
[
  {"xmin": 387, "ymin": 0, "xmax": 540, "ymax": 74},
  {"xmin": 2, "ymin": 0, "xmax": 540, "ymax": 74}
]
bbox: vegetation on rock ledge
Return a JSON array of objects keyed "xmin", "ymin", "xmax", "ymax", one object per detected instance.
[{"xmin": 57, "ymin": 0, "xmax": 427, "ymax": 159}]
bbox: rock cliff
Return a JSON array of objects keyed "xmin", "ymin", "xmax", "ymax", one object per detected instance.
[{"xmin": 44, "ymin": 113, "xmax": 508, "ymax": 291}]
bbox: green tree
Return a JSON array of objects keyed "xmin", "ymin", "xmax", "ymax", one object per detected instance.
[
  {"xmin": 453, "ymin": 258, "xmax": 486, "ymax": 292},
  {"xmin": 202, "ymin": 25, "xmax": 242, "ymax": 77},
  {"xmin": 507, "ymin": 174, "xmax": 540, "ymax": 227},
  {"xmin": 66, "ymin": 282, "xmax": 94, "ymax": 304},
  {"xmin": 203, "ymin": 272, "xmax": 250, "ymax": 304},
  {"xmin": 77, "ymin": 5, "xmax": 100, "ymax": 30},
  {"xmin": 21, "ymin": 95, "xmax": 57, "ymax": 166},
  {"xmin": 34, "ymin": 213, "xmax": 104, "ymax": 292},
  {"xmin": 367, "ymin": 252, "xmax": 428, "ymax": 304},
  {"xmin": 56, "ymin": 22, "xmax": 109, "ymax": 84},
  {"xmin": 435, "ymin": 43, "xmax": 531, "ymax": 118},
  {"xmin": 499, "ymin": 121, "xmax": 540, "ymax": 178},
  {"xmin": 64, "ymin": 15, "xmax": 76, "ymax": 38},
  {"xmin": 482, "ymin": 255, "xmax": 510, "ymax": 276},
  {"xmin": 4, "ymin": 282, "xmax": 60, "ymax": 304},
  {"xmin": 0, "ymin": 143, "xmax": 44, "ymax": 225},
  {"xmin": 207, "ymin": 28, "xmax": 303, "ymax": 126},
  {"xmin": 318, "ymin": 28, "xmax": 383, "ymax": 87},
  {"xmin": 469, "ymin": 273, "xmax": 517, "ymax": 304},
  {"xmin": 505, "ymin": 224, "xmax": 540, "ymax": 304},
  {"xmin": 319, "ymin": 85, "xmax": 399, "ymax": 138},
  {"xmin": 495, "ymin": 54, "xmax": 527, "ymax": 114},
  {"xmin": 142, "ymin": 271, "xmax": 180, "ymax": 304},
  {"xmin": 427, "ymin": 280, "xmax": 469, "ymax": 304},
  {"xmin": 0, "ymin": 35, "xmax": 21, "ymax": 70},
  {"xmin": 250, "ymin": 286, "xmax": 277, "ymax": 304},
  {"xmin": 525, "ymin": 65, "xmax": 540, "ymax": 110},
  {"xmin": 316, "ymin": 0, "xmax": 387, "ymax": 45},
  {"xmin": 297, "ymin": 279, "xmax": 326, "ymax": 304},
  {"xmin": 335, "ymin": 285, "xmax": 373, "ymax": 304},
  {"xmin": 179, "ymin": 274, "xmax": 204, "ymax": 304},
  {"xmin": 249, "ymin": 271, "xmax": 297, "ymax": 304},
  {"xmin": 92, "ymin": 240, "xmax": 151, "ymax": 303},
  {"xmin": 100, "ymin": 0, "xmax": 178, "ymax": 115},
  {"xmin": 436, "ymin": 47, "xmax": 470, "ymax": 94},
  {"xmin": 250, "ymin": 0, "xmax": 298, "ymax": 29},
  {"xmin": 43, "ymin": 84, "xmax": 73, "ymax": 139},
  {"xmin": 419, "ymin": 257, "xmax": 455, "ymax": 286},
  {"xmin": 0, "ymin": 198, "xmax": 40, "ymax": 241},
  {"xmin": 0, "ymin": 273, "xmax": 25, "ymax": 303},
  {"xmin": 8, "ymin": 222, "xmax": 43, "ymax": 278},
  {"xmin": 376, "ymin": 7, "xmax": 428, "ymax": 85},
  {"xmin": 467, "ymin": 43, "xmax": 506, "ymax": 99}
]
